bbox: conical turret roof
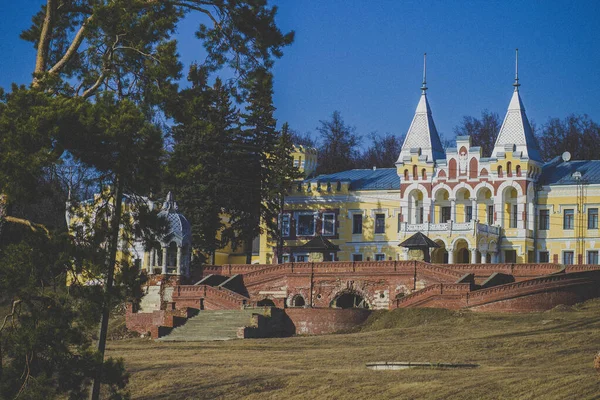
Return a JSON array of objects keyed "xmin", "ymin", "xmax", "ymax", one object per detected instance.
[
  {"xmin": 491, "ymin": 89, "xmax": 541, "ymax": 162},
  {"xmin": 397, "ymin": 91, "xmax": 445, "ymax": 164}
]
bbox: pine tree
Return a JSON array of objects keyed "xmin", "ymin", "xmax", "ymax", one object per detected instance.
[
  {"xmin": 1, "ymin": 1, "xmax": 293, "ymax": 397},
  {"xmin": 168, "ymin": 66, "xmax": 240, "ymax": 263},
  {"xmin": 225, "ymin": 68, "xmax": 278, "ymax": 263},
  {"xmin": 270, "ymin": 123, "xmax": 303, "ymax": 263}
]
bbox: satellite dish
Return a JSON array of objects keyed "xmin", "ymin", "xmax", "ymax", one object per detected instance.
[{"xmin": 562, "ymin": 151, "xmax": 571, "ymax": 162}]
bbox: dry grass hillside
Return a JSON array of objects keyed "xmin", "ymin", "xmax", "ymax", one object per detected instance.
[{"xmin": 107, "ymin": 300, "xmax": 600, "ymax": 400}]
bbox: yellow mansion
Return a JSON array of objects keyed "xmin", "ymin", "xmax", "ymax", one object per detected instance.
[
  {"xmin": 253, "ymin": 69, "xmax": 600, "ymax": 267},
  {"xmin": 71, "ymin": 63, "xmax": 600, "ymax": 275}
]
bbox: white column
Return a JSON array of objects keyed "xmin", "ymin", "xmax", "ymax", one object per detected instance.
[
  {"xmin": 471, "ymin": 198, "xmax": 477, "ymax": 222},
  {"xmin": 448, "ymin": 249, "xmax": 455, "ymax": 264},
  {"xmin": 424, "ymin": 199, "xmax": 432, "ymax": 223},
  {"xmin": 148, "ymin": 251, "xmax": 154, "ymax": 274},
  {"xmin": 481, "ymin": 251, "xmax": 488, "ymax": 264},
  {"xmin": 450, "ymin": 199, "xmax": 456, "ymax": 222},
  {"xmin": 495, "ymin": 199, "xmax": 503, "ymax": 227},
  {"xmin": 470, "ymin": 248, "xmax": 478, "ymax": 264},
  {"xmin": 176, "ymin": 246, "xmax": 182, "ymax": 275},
  {"xmin": 162, "ymin": 246, "xmax": 168, "ymax": 275},
  {"xmin": 517, "ymin": 202, "xmax": 526, "ymax": 229}
]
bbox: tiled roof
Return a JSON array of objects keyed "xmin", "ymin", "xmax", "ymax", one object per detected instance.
[
  {"xmin": 540, "ymin": 158, "xmax": 600, "ymax": 186},
  {"xmin": 491, "ymin": 89, "xmax": 542, "ymax": 161},
  {"xmin": 397, "ymin": 92, "xmax": 446, "ymax": 163},
  {"xmin": 308, "ymin": 168, "xmax": 400, "ymax": 191}
]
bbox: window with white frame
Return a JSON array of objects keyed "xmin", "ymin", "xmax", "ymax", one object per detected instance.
[
  {"xmin": 352, "ymin": 253, "xmax": 363, "ymax": 262},
  {"xmin": 322, "ymin": 213, "xmax": 336, "ymax": 236},
  {"xmin": 296, "ymin": 213, "xmax": 316, "ymax": 236},
  {"xmin": 539, "ymin": 209, "xmax": 550, "ymax": 230},
  {"xmin": 296, "ymin": 254, "xmax": 309, "ymax": 262},
  {"xmin": 588, "ymin": 250, "xmax": 599, "ymax": 264},
  {"xmin": 375, "ymin": 213, "xmax": 385, "ymax": 234},
  {"xmin": 588, "ymin": 208, "xmax": 598, "ymax": 229},
  {"xmin": 563, "ymin": 251, "xmax": 574, "ymax": 265},
  {"xmin": 281, "ymin": 254, "xmax": 290, "ymax": 263},
  {"xmin": 352, "ymin": 213, "xmax": 363, "ymax": 234},
  {"xmin": 564, "ymin": 209, "xmax": 574, "ymax": 230},
  {"xmin": 280, "ymin": 213, "xmax": 291, "ymax": 237},
  {"xmin": 375, "ymin": 253, "xmax": 386, "ymax": 261}
]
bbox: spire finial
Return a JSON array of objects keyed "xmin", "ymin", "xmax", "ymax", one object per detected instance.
[
  {"xmin": 513, "ymin": 48, "xmax": 520, "ymax": 91},
  {"xmin": 421, "ymin": 53, "xmax": 428, "ymax": 94}
]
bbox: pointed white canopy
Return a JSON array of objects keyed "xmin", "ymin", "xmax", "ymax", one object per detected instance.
[
  {"xmin": 491, "ymin": 89, "xmax": 541, "ymax": 162},
  {"xmin": 397, "ymin": 92, "xmax": 446, "ymax": 164}
]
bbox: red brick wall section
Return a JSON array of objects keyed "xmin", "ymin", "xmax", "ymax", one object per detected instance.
[
  {"xmin": 125, "ymin": 303, "xmax": 193, "ymax": 335},
  {"xmin": 284, "ymin": 308, "xmax": 372, "ymax": 335}
]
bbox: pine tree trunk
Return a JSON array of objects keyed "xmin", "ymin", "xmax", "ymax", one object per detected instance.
[{"xmin": 89, "ymin": 178, "xmax": 124, "ymax": 400}]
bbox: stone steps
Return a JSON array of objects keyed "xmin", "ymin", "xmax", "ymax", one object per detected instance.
[
  {"xmin": 157, "ymin": 309, "xmax": 262, "ymax": 342},
  {"xmin": 139, "ymin": 286, "xmax": 161, "ymax": 313}
]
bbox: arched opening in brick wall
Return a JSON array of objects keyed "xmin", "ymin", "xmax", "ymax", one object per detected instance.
[
  {"xmin": 257, "ymin": 299, "xmax": 276, "ymax": 307},
  {"xmin": 331, "ymin": 291, "xmax": 370, "ymax": 309},
  {"xmin": 291, "ymin": 295, "xmax": 306, "ymax": 307}
]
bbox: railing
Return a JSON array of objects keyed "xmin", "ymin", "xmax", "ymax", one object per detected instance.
[
  {"xmin": 399, "ymin": 221, "xmax": 500, "ymax": 236},
  {"xmin": 396, "ymin": 283, "xmax": 471, "ymax": 307},
  {"xmin": 465, "ymin": 270, "xmax": 600, "ymax": 306},
  {"xmin": 173, "ymin": 284, "xmax": 249, "ymax": 306}
]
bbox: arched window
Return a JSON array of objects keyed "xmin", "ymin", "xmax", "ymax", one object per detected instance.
[
  {"xmin": 421, "ymin": 168, "xmax": 427, "ymax": 180},
  {"xmin": 413, "ymin": 165, "xmax": 418, "ymax": 180},
  {"xmin": 336, "ymin": 181, "xmax": 342, "ymax": 191},
  {"xmin": 497, "ymin": 166, "xmax": 503, "ymax": 177},
  {"xmin": 507, "ymin": 162, "xmax": 512, "ymax": 177},
  {"xmin": 516, "ymin": 165, "xmax": 522, "ymax": 177},
  {"xmin": 404, "ymin": 169, "xmax": 409, "ymax": 181},
  {"xmin": 327, "ymin": 182, "xmax": 332, "ymax": 192},
  {"xmin": 448, "ymin": 159, "xmax": 457, "ymax": 179}
]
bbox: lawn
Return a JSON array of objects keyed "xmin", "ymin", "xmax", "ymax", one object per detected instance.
[{"xmin": 107, "ymin": 300, "xmax": 600, "ymax": 400}]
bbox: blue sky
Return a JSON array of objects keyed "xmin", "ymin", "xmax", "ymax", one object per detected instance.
[{"xmin": 2, "ymin": 1, "xmax": 599, "ymax": 146}]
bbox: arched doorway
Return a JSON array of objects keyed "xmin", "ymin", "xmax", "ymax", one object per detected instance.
[
  {"xmin": 455, "ymin": 187, "xmax": 472, "ymax": 222},
  {"xmin": 476, "ymin": 186, "xmax": 494, "ymax": 225},
  {"xmin": 431, "ymin": 240, "xmax": 448, "ymax": 264},
  {"xmin": 452, "ymin": 238, "xmax": 470, "ymax": 264},
  {"xmin": 434, "ymin": 188, "xmax": 451, "ymax": 223},
  {"xmin": 502, "ymin": 187, "xmax": 519, "ymax": 229},
  {"xmin": 257, "ymin": 299, "xmax": 276, "ymax": 307},
  {"xmin": 167, "ymin": 242, "xmax": 177, "ymax": 269},
  {"xmin": 330, "ymin": 291, "xmax": 370, "ymax": 309},
  {"xmin": 407, "ymin": 189, "xmax": 425, "ymax": 224}
]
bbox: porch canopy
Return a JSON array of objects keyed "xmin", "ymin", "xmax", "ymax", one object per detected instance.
[
  {"xmin": 399, "ymin": 232, "xmax": 439, "ymax": 263},
  {"xmin": 289, "ymin": 235, "xmax": 340, "ymax": 261}
]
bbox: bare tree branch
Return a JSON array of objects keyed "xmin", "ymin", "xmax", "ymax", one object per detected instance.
[
  {"xmin": 82, "ymin": 71, "xmax": 108, "ymax": 98},
  {"xmin": 33, "ymin": 0, "xmax": 57, "ymax": 81},
  {"xmin": 47, "ymin": 15, "xmax": 93, "ymax": 76},
  {"xmin": 0, "ymin": 300, "xmax": 21, "ymax": 334},
  {"xmin": 4, "ymin": 216, "xmax": 51, "ymax": 238}
]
